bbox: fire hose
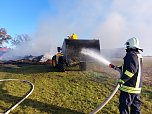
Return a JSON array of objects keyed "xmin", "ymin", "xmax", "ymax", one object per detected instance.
[
  {"xmin": 0, "ymin": 79, "xmax": 34, "ymax": 114},
  {"xmin": 90, "ymin": 64, "xmax": 122, "ymax": 114}
]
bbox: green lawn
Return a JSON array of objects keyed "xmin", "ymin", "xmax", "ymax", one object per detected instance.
[{"xmin": 0, "ymin": 64, "xmax": 151, "ymax": 114}]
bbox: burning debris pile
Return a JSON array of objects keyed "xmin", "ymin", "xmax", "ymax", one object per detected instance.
[{"xmin": 0, "ymin": 53, "xmax": 53, "ymax": 66}]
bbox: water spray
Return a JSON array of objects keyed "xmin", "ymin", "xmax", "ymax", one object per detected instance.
[
  {"xmin": 81, "ymin": 48, "xmax": 110, "ymax": 66},
  {"xmin": 81, "ymin": 48, "xmax": 121, "ymax": 114},
  {"xmin": 0, "ymin": 79, "xmax": 34, "ymax": 114}
]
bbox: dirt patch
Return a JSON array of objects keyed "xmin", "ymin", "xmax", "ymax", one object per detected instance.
[{"xmin": 143, "ymin": 67, "xmax": 152, "ymax": 86}]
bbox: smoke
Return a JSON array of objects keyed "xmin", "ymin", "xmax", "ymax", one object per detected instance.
[
  {"xmin": 92, "ymin": 0, "xmax": 152, "ymax": 56},
  {"xmin": 39, "ymin": 52, "xmax": 52, "ymax": 62},
  {"xmin": 3, "ymin": 0, "xmax": 152, "ymax": 60}
]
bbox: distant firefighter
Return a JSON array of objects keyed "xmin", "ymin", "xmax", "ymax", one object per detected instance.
[{"xmin": 68, "ymin": 33, "xmax": 78, "ymax": 40}]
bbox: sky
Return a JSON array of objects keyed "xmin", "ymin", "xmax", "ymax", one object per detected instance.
[{"xmin": 0, "ymin": 0, "xmax": 152, "ymax": 58}]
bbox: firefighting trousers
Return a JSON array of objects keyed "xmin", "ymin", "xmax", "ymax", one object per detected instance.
[{"xmin": 119, "ymin": 91, "xmax": 141, "ymax": 114}]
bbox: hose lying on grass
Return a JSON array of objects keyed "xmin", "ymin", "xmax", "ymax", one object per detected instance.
[
  {"xmin": 0, "ymin": 79, "xmax": 34, "ymax": 114},
  {"xmin": 90, "ymin": 67, "xmax": 122, "ymax": 114}
]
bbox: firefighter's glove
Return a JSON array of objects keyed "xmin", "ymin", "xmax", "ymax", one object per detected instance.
[
  {"xmin": 109, "ymin": 64, "xmax": 117, "ymax": 70},
  {"xmin": 117, "ymin": 79, "xmax": 125, "ymax": 87}
]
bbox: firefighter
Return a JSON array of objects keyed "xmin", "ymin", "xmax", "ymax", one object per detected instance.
[
  {"xmin": 52, "ymin": 47, "xmax": 64, "ymax": 67},
  {"xmin": 68, "ymin": 33, "xmax": 78, "ymax": 40},
  {"xmin": 110, "ymin": 37, "xmax": 143, "ymax": 114},
  {"xmin": 56, "ymin": 47, "xmax": 64, "ymax": 64}
]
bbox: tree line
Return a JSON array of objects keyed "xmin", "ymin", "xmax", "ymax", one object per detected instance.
[{"xmin": 0, "ymin": 28, "xmax": 31, "ymax": 47}]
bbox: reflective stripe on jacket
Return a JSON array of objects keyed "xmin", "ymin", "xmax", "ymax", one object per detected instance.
[
  {"xmin": 56, "ymin": 52, "xmax": 64, "ymax": 64},
  {"xmin": 119, "ymin": 50, "xmax": 143, "ymax": 94}
]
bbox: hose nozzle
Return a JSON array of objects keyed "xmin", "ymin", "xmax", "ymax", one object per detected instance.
[
  {"xmin": 109, "ymin": 64, "xmax": 115, "ymax": 69},
  {"xmin": 109, "ymin": 64, "xmax": 119, "ymax": 71}
]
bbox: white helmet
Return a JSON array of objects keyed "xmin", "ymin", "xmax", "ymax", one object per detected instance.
[{"xmin": 125, "ymin": 37, "xmax": 141, "ymax": 49}]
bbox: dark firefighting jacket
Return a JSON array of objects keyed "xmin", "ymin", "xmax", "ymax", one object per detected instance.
[
  {"xmin": 56, "ymin": 52, "xmax": 64, "ymax": 64},
  {"xmin": 118, "ymin": 49, "xmax": 143, "ymax": 94}
]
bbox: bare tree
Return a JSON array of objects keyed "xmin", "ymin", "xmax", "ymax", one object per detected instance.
[
  {"xmin": 11, "ymin": 34, "xmax": 31, "ymax": 46},
  {"xmin": 0, "ymin": 28, "xmax": 12, "ymax": 46}
]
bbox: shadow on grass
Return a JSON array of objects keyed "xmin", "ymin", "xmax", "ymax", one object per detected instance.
[
  {"xmin": 0, "ymin": 93, "xmax": 85, "ymax": 114},
  {"xmin": 0, "ymin": 64, "xmax": 62, "ymax": 74},
  {"xmin": 0, "ymin": 64, "xmax": 83, "ymax": 74}
]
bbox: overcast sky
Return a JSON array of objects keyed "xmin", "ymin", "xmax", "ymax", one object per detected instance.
[{"xmin": 0, "ymin": 0, "xmax": 152, "ymax": 56}]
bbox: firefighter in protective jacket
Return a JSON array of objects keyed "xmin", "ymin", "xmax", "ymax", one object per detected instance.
[
  {"xmin": 110, "ymin": 37, "xmax": 143, "ymax": 114},
  {"xmin": 68, "ymin": 33, "xmax": 78, "ymax": 40}
]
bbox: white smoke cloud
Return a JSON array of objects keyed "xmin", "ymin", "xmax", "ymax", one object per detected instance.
[
  {"xmin": 93, "ymin": 12, "xmax": 128, "ymax": 49},
  {"xmin": 3, "ymin": 0, "xmax": 152, "ymax": 59},
  {"xmin": 92, "ymin": 0, "xmax": 152, "ymax": 55}
]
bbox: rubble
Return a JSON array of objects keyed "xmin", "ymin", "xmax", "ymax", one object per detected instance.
[{"xmin": 0, "ymin": 54, "xmax": 51, "ymax": 66}]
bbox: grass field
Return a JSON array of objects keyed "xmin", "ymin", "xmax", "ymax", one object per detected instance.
[{"xmin": 0, "ymin": 58, "xmax": 152, "ymax": 114}]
